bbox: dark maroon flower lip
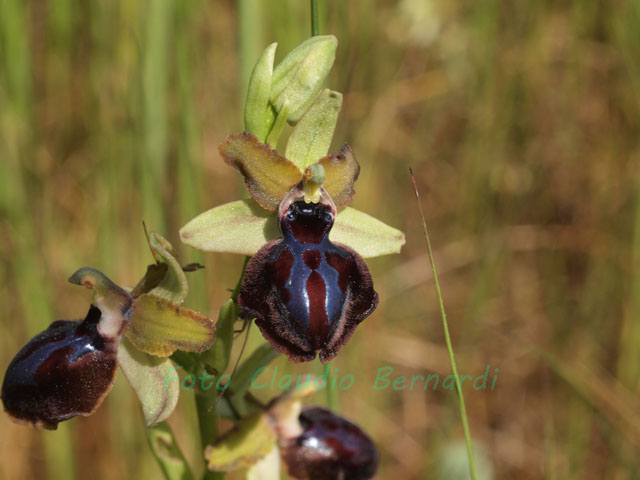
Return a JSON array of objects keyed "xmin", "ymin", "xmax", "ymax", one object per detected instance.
[
  {"xmin": 238, "ymin": 186, "xmax": 378, "ymax": 363},
  {"xmin": 281, "ymin": 406, "xmax": 379, "ymax": 480},
  {"xmin": 1, "ymin": 304, "xmax": 124, "ymax": 430}
]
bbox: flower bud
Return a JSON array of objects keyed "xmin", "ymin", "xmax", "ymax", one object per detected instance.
[
  {"xmin": 244, "ymin": 42, "xmax": 277, "ymax": 141},
  {"xmin": 270, "ymin": 35, "xmax": 337, "ymax": 125}
]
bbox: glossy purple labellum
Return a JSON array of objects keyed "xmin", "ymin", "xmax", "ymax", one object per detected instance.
[
  {"xmin": 1, "ymin": 305, "xmax": 121, "ymax": 430},
  {"xmin": 239, "ymin": 188, "xmax": 378, "ymax": 362},
  {"xmin": 281, "ymin": 406, "xmax": 379, "ymax": 480}
]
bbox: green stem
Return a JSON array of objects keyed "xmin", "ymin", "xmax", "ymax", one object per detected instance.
[
  {"xmin": 196, "ymin": 376, "xmax": 226, "ymax": 480},
  {"xmin": 195, "ymin": 254, "xmax": 250, "ymax": 479},
  {"xmin": 410, "ymin": 170, "xmax": 478, "ymax": 480},
  {"xmin": 318, "ymin": 360, "xmax": 339, "ymax": 411},
  {"xmin": 310, "ymin": 0, "xmax": 320, "ymax": 36}
]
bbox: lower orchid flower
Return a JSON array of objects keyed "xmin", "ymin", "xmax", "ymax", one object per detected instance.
[
  {"xmin": 1, "ymin": 233, "xmax": 216, "ymax": 429},
  {"xmin": 203, "ymin": 377, "xmax": 379, "ymax": 480}
]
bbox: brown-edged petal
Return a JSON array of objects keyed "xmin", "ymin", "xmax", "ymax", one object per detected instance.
[
  {"xmin": 220, "ymin": 132, "xmax": 302, "ymax": 211},
  {"xmin": 125, "ymin": 293, "xmax": 216, "ymax": 357},
  {"xmin": 316, "ymin": 144, "xmax": 360, "ymax": 211}
]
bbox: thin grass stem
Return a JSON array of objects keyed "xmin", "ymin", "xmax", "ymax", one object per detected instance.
[{"xmin": 410, "ymin": 169, "xmax": 478, "ymax": 480}]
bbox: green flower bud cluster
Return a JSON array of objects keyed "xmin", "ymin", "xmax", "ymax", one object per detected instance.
[{"xmin": 244, "ymin": 36, "xmax": 339, "ymax": 150}]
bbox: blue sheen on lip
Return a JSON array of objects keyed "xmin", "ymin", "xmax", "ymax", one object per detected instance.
[
  {"xmin": 238, "ymin": 199, "xmax": 379, "ymax": 363},
  {"xmin": 271, "ymin": 236, "xmax": 347, "ymax": 331},
  {"xmin": 1, "ymin": 304, "xmax": 119, "ymax": 429},
  {"xmin": 11, "ymin": 333, "xmax": 98, "ymax": 385}
]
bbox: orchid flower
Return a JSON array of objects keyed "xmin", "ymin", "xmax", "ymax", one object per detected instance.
[
  {"xmin": 1, "ymin": 233, "xmax": 216, "ymax": 429},
  {"xmin": 180, "ymin": 36, "xmax": 404, "ymax": 363}
]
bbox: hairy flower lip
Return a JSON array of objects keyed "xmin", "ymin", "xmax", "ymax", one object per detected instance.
[{"xmin": 238, "ymin": 190, "xmax": 379, "ymax": 363}]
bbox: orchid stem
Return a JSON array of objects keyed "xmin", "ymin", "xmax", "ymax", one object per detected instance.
[
  {"xmin": 196, "ymin": 382, "xmax": 225, "ymax": 480},
  {"xmin": 311, "ymin": 0, "xmax": 320, "ymax": 36}
]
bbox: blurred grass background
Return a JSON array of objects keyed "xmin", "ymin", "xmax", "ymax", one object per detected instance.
[{"xmin": 1, "ymin": 0, "xmax": 640, "ymax": 478}]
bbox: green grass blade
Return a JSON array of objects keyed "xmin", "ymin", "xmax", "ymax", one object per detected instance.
[{"xmin": 410, "ymin": 169, "xmax": 478, "ymax": 480}]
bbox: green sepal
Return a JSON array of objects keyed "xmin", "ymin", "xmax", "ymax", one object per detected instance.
[
  {"xmin": 125, "ymin": 293, "xmax": 216, "ymax": 357},
  {"xmin": 270, "ymin": 35, "xmax": 337, "ymax": 124},
  {"xmin": 117, "ymin": 337, "xmax": 180, "ymax": 426},
  {"xmin": 285, "ymin": 89, "xmax": 343, "ymax": 170},
  {"xmin": 130, "ymin": 263, "xmax": 169, "ymax": 299},
  {"xmin": 147, "ymin": 232, "xmax": 189, "ymax": 304},
  {"xmin": 244, "ymin": 42, "xmax": 277, "ymax": 142},
  {"xmin": 180, "ymin": 198, "xmax": 405, "ymax": 258},
  {"xmin": 204, "ymin": 411, "xmax": 278, "ymax": 472},
  {"xmin": 331, "ymin": 207, "xmax": 406, "ymax": 257},
  {"xmin": 180, "ymin": 198, "xmax": 279, "ymax": 256}
]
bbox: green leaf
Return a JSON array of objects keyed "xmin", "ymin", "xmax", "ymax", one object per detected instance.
[
  {"xmin": 145, "ymin": 422, "xmax": 194, "ymax": 480},
  {"xmin": 227, "ymin": 342, "xmax": 281, "ymax": 401},
  {"xmin": 125, "ymin": 293, "xmax": 216, "ymax": 357},
  {"xmin": 147, "ymin": 232, "xmax": 189, "ymax": 304},
  {"xmin": 117, "ymin": 337, "xmax": 180, "ymax": 427},
  {"xmin": 331, "ymin": 207, "xmax": 406, "ymax": 258},
  {"xmin": 219, "ymin": 132, "xmax": 302, "ymax": 210},
  {"xmin": 285, "ymin": 89, "xmax": 343, "ymax": 170},
  {"xmin": 204, "ymin": 412, "xmax": 277, "ymax": 472},
  {"xmin": 180, "ymin": 199, "xmax": 279, "ymax": 256},
  {"xmin": 270, "ymin": 35, "xmax": 337, "ymax": 124},
  {"xmin": 244, "ymin": 42, "xmax": 277, "ymax": 142},
  {"xmin": 200, "ymin": 299, "xmax": 237, "ymax": 374}
]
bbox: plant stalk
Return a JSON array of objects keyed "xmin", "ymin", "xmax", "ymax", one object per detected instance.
[{"xmin": 311, "ymin": 0, "xmax": 320, "ymax": 36}]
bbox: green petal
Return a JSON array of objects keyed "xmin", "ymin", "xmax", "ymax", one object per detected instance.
[
  {"xmin": 317, "ymin": 144, "xmax": 360, "ymax": 210},
  {"xmin": 331, "ymin": 207, "xmax": 406, "ymax": 258},
  {"xmin": 147, "ymin": 232, "xmax": 189, "ymax": 304},
  {"xmin": 220, "ymin": 132, "xmax": 302, "ymax": 210},
  {"xmin": 204, "ymin": 412, "xmax": 278, "ymax": 472},
  {"xmin": 117, "ymin": 337, "xmax": 180, "ymax": 426},
  {"xmin": 180, "ymin": 199, "xmax": 279, "ymax": 255},
  {"xmin": 125, "ymin": 293, "xmax": 216, "ymax": 357},
  {"xmin": 285, "ymin": 89, "xmax": 343, "ymax": 170},
  {"xmin": 244, "ymin": 42, "xmax": 277, "ymax": 142}
]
